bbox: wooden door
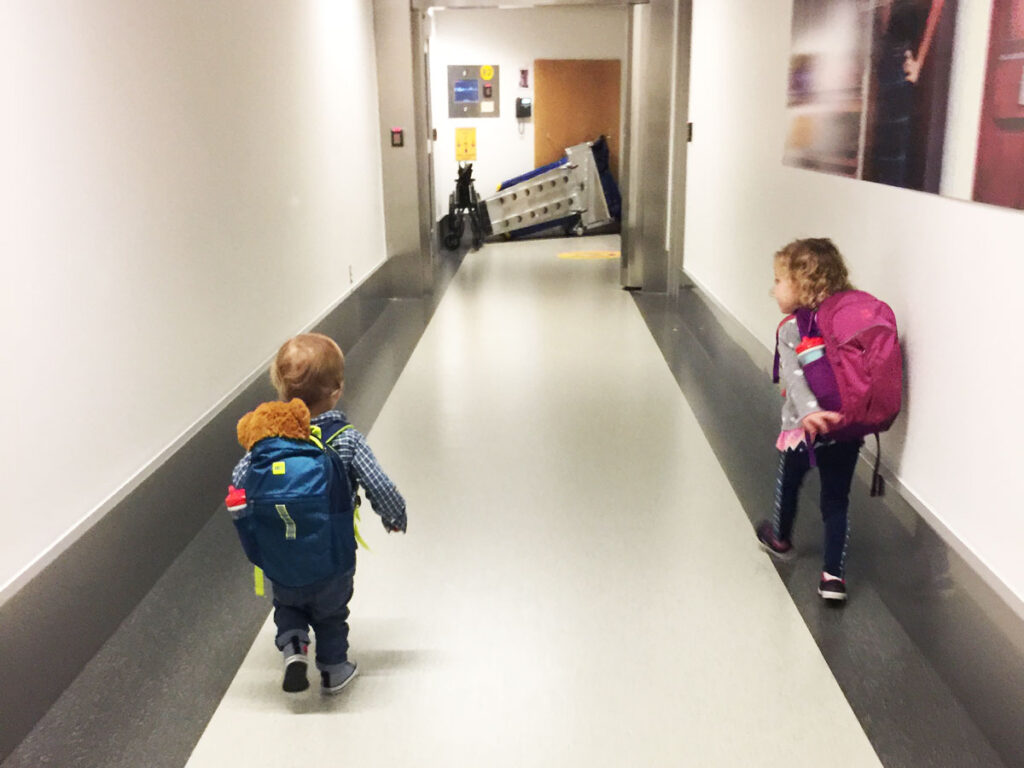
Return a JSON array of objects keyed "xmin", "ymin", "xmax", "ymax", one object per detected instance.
[
  {"xmin": 974, "ymin": 0, "xmax": 1024, "ymax": 208},
  {"xmin": 534, "ymin": 59, "xmax": 621, "ymax": 178}
]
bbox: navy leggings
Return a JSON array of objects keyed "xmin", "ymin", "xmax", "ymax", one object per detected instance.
[{"xmin": 773, "ymin": 440, "xmax": 861, "ymax": 577}]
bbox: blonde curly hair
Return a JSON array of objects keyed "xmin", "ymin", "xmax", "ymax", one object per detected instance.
[{"xmin": 774, "ymin": 238, "xmax": 852, "ymax": 309}]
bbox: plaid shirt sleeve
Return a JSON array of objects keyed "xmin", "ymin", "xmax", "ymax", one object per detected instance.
[
  {"xmin": 330, "ymin": 429, "xmax": 407, "ymax": 532},
  {"xmin": 231, "ymin": 453, "xmax": 251, "ymax": 489}
]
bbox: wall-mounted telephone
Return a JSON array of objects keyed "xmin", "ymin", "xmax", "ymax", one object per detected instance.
[{"xmin": 516, "ymin": 97, "xmax": 533, "ymax": 119}]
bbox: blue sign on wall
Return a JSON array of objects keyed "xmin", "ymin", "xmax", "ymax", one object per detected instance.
[{"xmin": 454, "ymin": 79, "xmax": 480, "ymax": 104}]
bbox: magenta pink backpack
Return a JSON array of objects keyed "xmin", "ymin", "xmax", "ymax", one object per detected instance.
[{"xmin": 774, "ymin": 289, "xmax": 903, "ymax": 495}]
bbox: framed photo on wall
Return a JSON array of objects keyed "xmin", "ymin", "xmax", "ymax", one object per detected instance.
[{"xmin": 784, "ymin": 0, "xmax": 958, "ymax": 198}]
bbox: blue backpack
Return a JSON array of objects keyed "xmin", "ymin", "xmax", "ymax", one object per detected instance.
[{"xmin": 230, "ymin": 419, "xmax": 356, "ymax": 589}]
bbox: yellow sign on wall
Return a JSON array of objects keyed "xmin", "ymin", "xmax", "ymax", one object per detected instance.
[
  {"xmin": 456, "ymin": 127, "xmax": 477, "ymax": 161},
  {"xmin": 480, "ymin": 65, "xmax": 495, "ymax": 81}
]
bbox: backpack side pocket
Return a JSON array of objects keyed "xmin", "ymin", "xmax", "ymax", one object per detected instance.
[
  {"xmin": 232, "ymin": 513, "xmax": 263, "ymax": 570},
  {"xmin": 796, "ymin": 335, "xmax": 842, "ymax": 411}
]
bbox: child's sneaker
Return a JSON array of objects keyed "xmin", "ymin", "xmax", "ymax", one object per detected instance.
[
  {"xmin": 756, "ymin": 520, "xmax": 795, "ymax": 561},
  {"xmin": 818, "ymin": 573, "xmax": 848, "ymax": 602},
  {"xmin": 321, "ymin": 661, "xmax": 358, "ymax": 695},
  {"xmin": 282, "ymin": 637, "xmax": 310, "ymax": 693}
]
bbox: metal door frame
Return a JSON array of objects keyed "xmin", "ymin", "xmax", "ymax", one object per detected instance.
[{"xmin": 408, "ymin": 0, "xmax": 696, "ymax": 295}]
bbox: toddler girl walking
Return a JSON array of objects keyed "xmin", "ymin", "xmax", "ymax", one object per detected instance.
[{"xmin": 756, "ymin": 238, "xmax": 861, "ymax": 602}]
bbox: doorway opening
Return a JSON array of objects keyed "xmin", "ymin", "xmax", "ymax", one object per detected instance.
[{"xmin": 423, "ymin": 6, "xmax": 628, "ymax": 251}]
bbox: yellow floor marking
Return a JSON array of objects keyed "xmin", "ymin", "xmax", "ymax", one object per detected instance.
[{"xmin": 557, "ymin": 250, "xmax": 620, "ymax": 260}]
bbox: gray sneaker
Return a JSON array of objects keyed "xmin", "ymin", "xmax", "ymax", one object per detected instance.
[
  {"xmin": 282, "ymin": 637, "xmax": 309, "ymax": 693},
  {"xmin": 321, "ymin": 661, "xmax": 358, "ymax": 695}
]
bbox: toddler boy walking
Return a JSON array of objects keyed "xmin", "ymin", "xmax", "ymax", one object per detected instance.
[{"xmin": 230, "ymin": 333, "xmax": 407, "ymax": 694}]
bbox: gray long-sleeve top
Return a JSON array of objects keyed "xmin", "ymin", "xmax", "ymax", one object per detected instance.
[{"xmin": 777, "ymin": 315, "xmax": 823, "ymax": 432}]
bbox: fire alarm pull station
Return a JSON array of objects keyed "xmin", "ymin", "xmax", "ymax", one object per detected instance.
[{"xmin": 391, "ymin": 128, "xmax": 404, "ymax": 147}]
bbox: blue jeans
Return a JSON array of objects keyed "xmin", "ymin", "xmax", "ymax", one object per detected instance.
[
  {"xmin": 272, "ymin": 567, "xmax": 355, "ymax": 675},
  {"xmin": 773, "ymin": 440, "xmax": 861, "ymax": 577}
]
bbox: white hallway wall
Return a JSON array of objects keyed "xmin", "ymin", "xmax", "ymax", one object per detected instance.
[
  {"xmin": 428, "ymin": 6, "xmax": 628, "ymax": 219},
  {"xmin": 0, "ymin": 1, "xmax": 388, "ymax": 598},
  {"xmin": 684, "ymin": 0, "xmax": 1024, "ymax": 607}
]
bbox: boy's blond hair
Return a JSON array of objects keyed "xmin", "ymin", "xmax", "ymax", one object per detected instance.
[
  {"xmin": 774, "ymin": 238, "xmax": 852, "ymax": 309},
  {"xmin": 270, "ymin": 333, "xmax": 345, "ymax": 407}
]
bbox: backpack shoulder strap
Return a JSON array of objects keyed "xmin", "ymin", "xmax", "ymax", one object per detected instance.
[
  {"xmin": 793, "ymin": 307, "xmax": 819, "ymax": 339},
  {"xmin": 773, "ymin": 313, "xmax": 795, "ymax": 384},
  {"xmin": 309, "ymin": 416, "xmax": 351, "ymax": 449},
  {"xmin": 325, "ymin": 423, "xmax": 354, "ymax": 445},
  {"xmin": 870, "ymin": 433, "xmax": 886, "ymax": 497},
  {"xmin": 315, "ymin": 418, "xmax": 359, "ymax": 493},
  {"xmin": 314, "ymin": 418, "xmax": 369, "ymax": 549}
]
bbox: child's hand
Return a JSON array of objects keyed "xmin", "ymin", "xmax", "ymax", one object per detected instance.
[
  {"xmin": 802, "ymin": 411, "xmax": 843, "ymax": 439},
  {"xmin": 383, "ymin": 516, "xmax": 407, "ymax": 534}
]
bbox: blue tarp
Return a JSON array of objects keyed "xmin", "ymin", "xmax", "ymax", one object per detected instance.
[{"xmin": 496, "ymin": 158, "xmax": 568, "ymax": 192}]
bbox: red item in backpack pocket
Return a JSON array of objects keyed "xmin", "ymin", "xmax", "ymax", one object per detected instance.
[
  {"xmin": 225, "ymin": 485, "xmax": 247, "ymax": 513},
  {"xmin": 796, "ymin": 336, "xmax": 826, "ymax": 363},
  {"xmin": 792, "ymin": 313, "xmax": 843, "ymax": 413}
]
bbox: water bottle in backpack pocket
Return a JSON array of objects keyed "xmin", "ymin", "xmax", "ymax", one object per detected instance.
[{"xmin": 794, "ymin": 333, "xmax": 842, "ymax": 412}]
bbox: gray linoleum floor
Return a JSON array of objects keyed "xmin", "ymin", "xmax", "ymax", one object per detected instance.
[
  {"xmin": 184, "ymin": 236, "xmax": 882, "ymax": 767},
  {"xmin": 7, "ymin": 236, "xmax": 1016, "ymax": 768}
]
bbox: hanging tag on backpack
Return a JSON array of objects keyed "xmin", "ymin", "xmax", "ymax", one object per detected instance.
[{"xmin": 254, "ymin": 566, "xmax": 265, "ymax": 596}]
